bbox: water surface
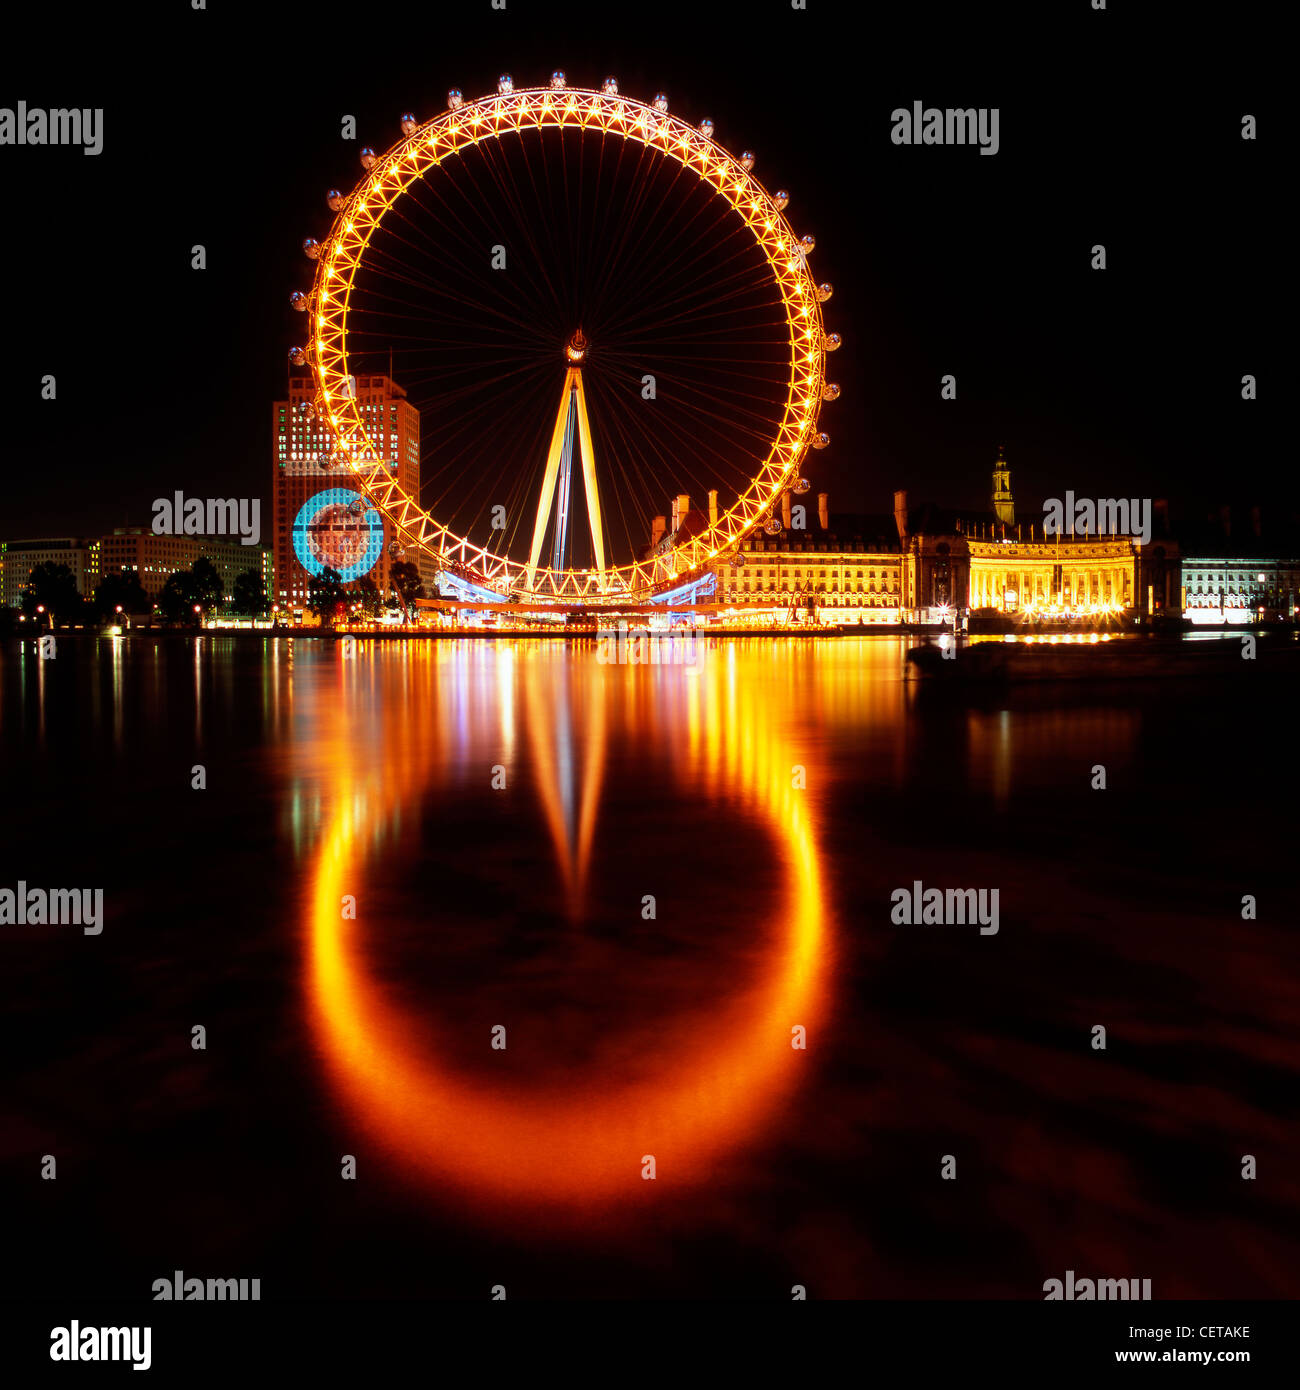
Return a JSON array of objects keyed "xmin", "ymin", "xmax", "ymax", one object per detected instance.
[{"xmin": 1, "ymin": 635, "xmax": 1296, "ymax": 1298}]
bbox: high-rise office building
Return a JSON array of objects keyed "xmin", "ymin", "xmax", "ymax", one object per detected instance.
[{"xmin": 272, "ymin": 374, "xmax": 421, "ymax": 614}]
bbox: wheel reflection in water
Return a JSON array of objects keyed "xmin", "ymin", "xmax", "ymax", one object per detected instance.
[{"xmin": 305, "ymin": 642, "xmax": 830, "ymax": 1216}]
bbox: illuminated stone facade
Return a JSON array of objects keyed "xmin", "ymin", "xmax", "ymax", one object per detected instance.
[
  {"xmin": 702, "ymin": 450, "xmax": 1195, "ymax": 622},
  {"xmin": 966, "ymin": 536, "xmax": 1138, "ymax": 615},
  {"xmin": 717, "ymin": 496, "xmax": 906, "ymax": 624}
]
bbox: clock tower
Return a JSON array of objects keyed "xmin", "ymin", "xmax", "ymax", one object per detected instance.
[{"xmin": 992, "ymin": 445, "xmax": 1015, "ymax": 528}]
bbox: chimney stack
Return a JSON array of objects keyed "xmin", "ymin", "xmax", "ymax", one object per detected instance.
[
  {"xmin": 781, "ymin": 492, "xmax": 792, "ymax": 530},
  {"xmin": 672, "ymin": 494, "xmax": 691, "ymax": 532},
  {"xmin": 708, "ymin": 489, "xmax": 718, "ymax": 528},
  {"xmin": 651, "ymin": 515, "xmax": 666, "ymax": 548},
  {"xmin": 818, "ymin": 492, "xmax": 829, "ymax": 530},
  {"xmin": 893, "ymin": 489, "xmax": 909, "ymax": 544}
]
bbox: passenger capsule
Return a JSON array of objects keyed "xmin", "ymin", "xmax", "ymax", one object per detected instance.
[
  {"xmin": 732, "ymin": 552, "xmax": 745, "ymax": 567},
  {"xmin": 359, "ymin": 147, "xmax": 377, "ymax": 170},
  {"xmin": 793, "ymin": 478, "xmax": 811, "ymax": 495},
  {"xmin": 550, "ymin": 71, "xmax": 567, "ymax": 89},
  {"xmin": 290, "ymin": 291, "xmax": 309, "ymax": 313},
  {"xmin": 816, "ymin": 282, "xmax": 833, "ymax": 303},
  {"xmin": 448, "ymin": 88, "xmax": 464, "ymax": 110},
  {"xmin": 297, "ymin": 400, "xmax": 315, "ymax": 418},
  {"xmin": 800, "ymin": 234, "xmax": 815, "ymax": 254},
  {"xmin": 347, "ymin": 499, "xmax": 365, "ymax": 516},
  {"xmin": 602, "ymin": 77, "xmax": 619, "ymax": 95},
  {"xmin": 822, "ymin": 382, "xmax": 841, "ymax": 401},
  {"xmin": 326, "ymin": 189, "xmax": 345, "ymax": 212},
  {"xmin": 764, "ymin": 517, "xmax": 783, "ymax": 536},
  {"xmin": 302, "ymin": 237, "xmax": 320, "ymax": 260},
  {"xmin": 740, "ymin": 150, "xmax": 756, "ymax": 171},
  {"xmin": 653, "ymin": 92, "xmax": 669, "ymax": 113},
  {"xmin": 772, "ymin": 189, "xmax": 789, "ymax": 211},
  {"xmin": 698, "ymin": 118, "xmax": 715, "ymax": 137},
  {"xmin": 823, "ymin": 333, "xmax": 842, "ymax": 352},
  {"xmin": 400, "ymin": 112, "xmax": 418, "ymax": 135},
  {"xmin": 288, "ymin": 346, "xmax": 307, "ymax": 366},
  {"xmin": 497, "ymin": 74, "xmax": 514, "ymax": 94},
  {"xmin": 813, "ymin": 432, "xmax": 831, "ymax": 450}
]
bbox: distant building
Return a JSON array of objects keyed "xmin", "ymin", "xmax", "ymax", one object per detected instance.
[
  {"xmin": 0, "ymin": 537, "xmax": 101, "ymax": 608},
  {"xmin": 718, "ymin": 491, "xmax": 906, "ymax": 623},
  {"xmin": 713, "ymin": 449, "xmax": 1148, "ymax": 623},
  {"xmin": 964, "ymin": 533, "xmax": 1139, "ymax": 614},
  {"xmin": 99, "ymin": 528, "xmax": 271, "ymax": 602},
  {"xmin": 700, "ymin": 449, "xmax": 1201, "ymax": 622},
  {"xmin": 1181, "ymin": 556, "xmax": 1300, "ymax": 620},
  {"xmin": 272, "ymin": 374, "xmax": 420, "ymax": 613},
  {"xmin": 897, "ymin": 450, "xmax": 1165, "ymax": 620},
  {"xmin": 1179, "ymin": 506, "xmax": 1300, "ymax": 622}
]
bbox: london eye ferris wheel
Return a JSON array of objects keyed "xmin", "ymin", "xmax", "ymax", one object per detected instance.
[{"xmin": 288, "ymin": 71, "xmax": 841, "ymax": 605}]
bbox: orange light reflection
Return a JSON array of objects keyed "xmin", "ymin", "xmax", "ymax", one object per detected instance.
[{"xmin": 306, "ymin": 642, "xmax": 830, "ymax": 1213}]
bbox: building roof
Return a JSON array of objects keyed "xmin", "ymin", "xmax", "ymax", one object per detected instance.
[{"xmin": 815, "ymin": 511, "xmax": 902, "ymax": 549}]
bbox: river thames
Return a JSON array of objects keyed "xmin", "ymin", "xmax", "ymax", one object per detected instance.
[{"xmin": 1, "ymin": 635, "xmax": 1296, "ymax": 1298}]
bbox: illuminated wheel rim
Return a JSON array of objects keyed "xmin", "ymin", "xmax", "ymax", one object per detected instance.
[{"xmin": 305, "ymin": 85, "xmax": 830, "ymax": 604}]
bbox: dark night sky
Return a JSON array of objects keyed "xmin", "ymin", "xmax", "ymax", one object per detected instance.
[{"xmin": 0, "ymin": 1, "xmax": 1283, "ymax": 540}]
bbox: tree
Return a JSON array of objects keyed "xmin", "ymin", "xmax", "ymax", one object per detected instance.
[
  {"xmin": 354, "ymin": 573, "xmax": 382, "ymax": 617},
  {"xmin": 20, "ymin": 562, "xmax": 84, "ymax": 624},
  {"xmin": 92, "ymin": 571, "xmax": 150, "ymax": 620},
  {"xmin": 157, "ymin": 569, "xmax": 200, "ymax": 622},
  {"xmin": 191, "ymin": 557, "xmax": 224, "ymax": 614},
  {"xmin": 307, "ymin": 566, "xmax": 345, "ymax": 620},
  {"xmin": 388, "ymin": 561, "xmax": 425, "ymax": 619},
  {"xmin": 230, "ymin": 567, "xmax": 270, "ymax": 618}
]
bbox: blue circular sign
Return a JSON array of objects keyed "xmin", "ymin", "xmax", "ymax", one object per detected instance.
[{"xmin": 292, "ymin": 488, "xmax": 384, "ymax": 582}]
